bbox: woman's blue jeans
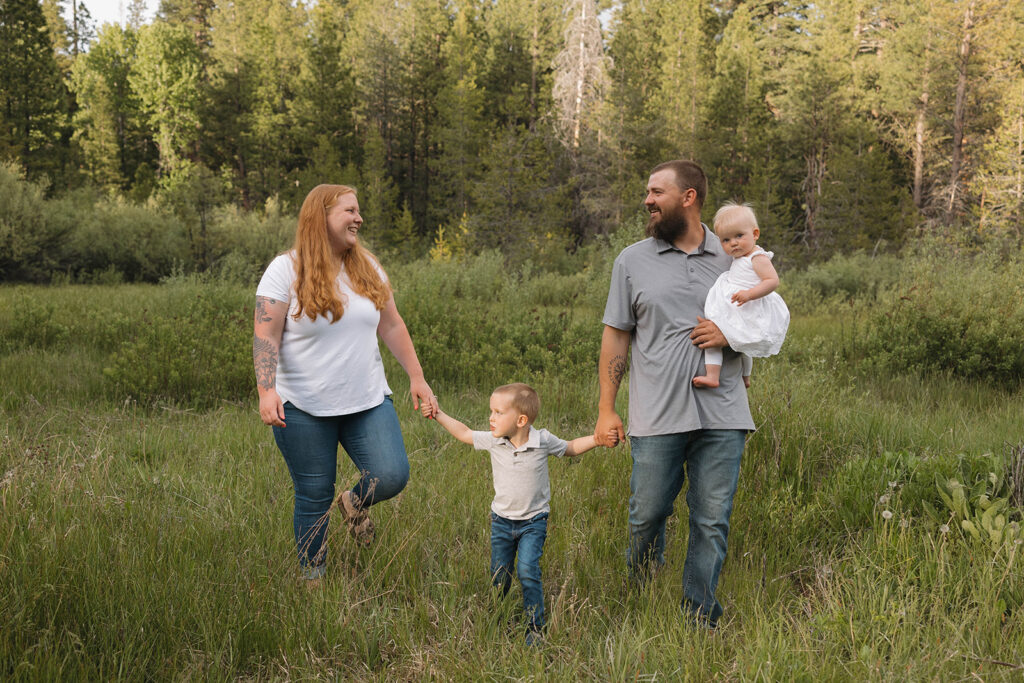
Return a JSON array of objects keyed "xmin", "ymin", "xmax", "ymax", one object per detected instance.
[
  {"xmin": 627, "ymin": 429, "xmax": 745, "ymax": 628},
  {"xmin": 490, "ymin": 511, "xmax": 548, "ymax": 631},
  {"xmin": 272, "ymin": 396, "xmax": 409, "ymax": 574}
]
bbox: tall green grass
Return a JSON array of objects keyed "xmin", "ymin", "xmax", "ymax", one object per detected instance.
[{"xmin": 1, "ymin": 253, "xmax": 1023, "ymax": 680}]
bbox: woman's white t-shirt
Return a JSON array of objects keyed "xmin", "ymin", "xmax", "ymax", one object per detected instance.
[{"xmin": 256, "ymin": 252, "xmax": 392, "ymax": 416}]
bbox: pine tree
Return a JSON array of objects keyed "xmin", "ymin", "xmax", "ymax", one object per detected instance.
[
  {"xmin": 0, "ymin": 0, "xmax": 69, "ymax": 181},
  {"xmin": 130, "ymin": 21, "xmax": 202, "ymax": 175},
  {"xmin": 480, "ymin": 0, "xmax": 561, "ymax": 128},
  {"xmin": 71, "ymin": 22, "xmax": 153, "ymax": 190},
  {"xmin": 604, "ymin": 0, "xmax": 664, "ymax": 222},
  {"xmin": 468, "ymin": 124, "xmax": 569, "ymax": 263},
  {"xmin": 649, "ymin": 0, "xmax": 716, "ymax": 158},
  {"xmin": 430, "ymin": 5, "xmax": 486, "ymax": 228}
]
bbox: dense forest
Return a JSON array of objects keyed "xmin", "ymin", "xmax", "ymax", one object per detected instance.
[{"xmin": 2, "ymin": 0, "xmax": 1023, "ymax": 276}]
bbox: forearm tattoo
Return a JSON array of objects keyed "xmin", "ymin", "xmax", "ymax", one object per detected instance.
[
  {"xmin": 253, "ymin": 336, "xmax": 278, "ymax": 390},
  {"xmin": 607, "ymin": 354, "xmax": 627, "ymax": 388}
]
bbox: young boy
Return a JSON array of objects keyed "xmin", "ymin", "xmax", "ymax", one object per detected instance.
[{"xmin": 422, "ymin": 383, "xmax": 601, "ymax": 644}]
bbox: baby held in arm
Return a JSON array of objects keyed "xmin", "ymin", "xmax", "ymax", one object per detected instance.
[{"xmin": 693, "ymin": 202, "xmax": 790, "ymax": 389}]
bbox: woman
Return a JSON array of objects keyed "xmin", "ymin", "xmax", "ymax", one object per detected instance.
[{"xmin": 253, "ymin": 184, "xmax": 437, "ymax": 581}]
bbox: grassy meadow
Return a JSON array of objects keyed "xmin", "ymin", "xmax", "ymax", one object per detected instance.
[{"xmin": 2, "ymin": 246, "xmax": 1024, "ymax": 680}]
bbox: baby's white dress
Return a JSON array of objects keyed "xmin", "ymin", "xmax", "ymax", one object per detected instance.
[{"xmin": 704, "ymin": 246, "xmax": 789, "ymax": 357}]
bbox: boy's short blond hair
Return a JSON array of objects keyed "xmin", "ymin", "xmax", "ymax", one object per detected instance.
[
  {"xmin": 493, "ymin": 383, "xmax": 540, "ymax": 423},
  {"xmin": 713, "ymin": 201, "xmax": 759, "ymax": 233}
]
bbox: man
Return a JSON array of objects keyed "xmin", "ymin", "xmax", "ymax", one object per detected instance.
[{"xmin": 595, "ymin": 160, "xmax": 754, "ymax": 629}]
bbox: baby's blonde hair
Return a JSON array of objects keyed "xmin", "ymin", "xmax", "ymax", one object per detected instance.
[{"xmin": 713, "ymin": 202, "xmax": 759, "ymax": 234}]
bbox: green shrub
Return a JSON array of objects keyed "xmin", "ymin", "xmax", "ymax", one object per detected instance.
[
  {"xmin": 861, "ymin": 254, "xmax": 1024, "ymax": 384},
  {"xmin": 66, "ymin": 198, "xmax": 190, "ymax": 282},
  {"xmin": 389, "ymin": 252, "xmax": 601, "ymax": 389},
  {"xmin": 103, "ymin": 280, "xmax": 252, "ymax": 407},
  {"xmin": 0, "ymin": 163, "xmax": 73, "ymax": 282},
  {"xmin": 206, "ymin": 199, "xmax": 293, "ymax": 284},
  {"xmin": 781, "ymin": 252, "xmax": 904, "ymax": 315},
  {"xmin": 1, "ymin": 291, "xmax": 71, "ymax": 352}
]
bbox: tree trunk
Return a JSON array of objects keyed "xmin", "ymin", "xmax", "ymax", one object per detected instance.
[
  {"xmin": 913, "ymin": 91, "xmax": 927, "ymax": 209},
  {"xmin": 948, "ymin": 0, "xmax": 975, "ymax": 219}
]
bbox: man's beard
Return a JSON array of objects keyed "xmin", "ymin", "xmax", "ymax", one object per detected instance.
[{"xmin": 646, "ymin": 205, "xmax": 689, "ymax": 243}]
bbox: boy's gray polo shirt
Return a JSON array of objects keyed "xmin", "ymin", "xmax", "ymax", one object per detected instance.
[
  {"xmin": 602, "ymin": 228, "xmax": 755, "ymax": 436},
  {"xmin": 472, "ymin": 427, "xmax": 568, "ymax": 520}
]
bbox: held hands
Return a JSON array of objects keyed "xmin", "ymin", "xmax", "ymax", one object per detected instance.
[
  {"xmin": 595, "ymin": 412, "xmax": 625, "ymax": 448},
  {"xmin": 411, "ymin": 379, "xmax": 438, "ymax": 419},
  {"xmin": 419, "ymin": 397, "xmax": 438, "ymax": 419}
]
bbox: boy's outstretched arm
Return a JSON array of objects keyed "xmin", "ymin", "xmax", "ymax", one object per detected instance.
[
  {"xmin": 565, "ymin": 434, "xmax": 599, "ymax": 457},
  {"xmin": 432, "ymin": 408, "xmax": 475, "ymax": 445}
]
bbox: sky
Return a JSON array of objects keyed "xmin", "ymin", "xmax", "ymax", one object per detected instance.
[{"xmin": 85, "ymin": 0, "xmax": 153, "ymax": 28}]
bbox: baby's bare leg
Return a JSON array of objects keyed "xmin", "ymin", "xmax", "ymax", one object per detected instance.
[
  {"xmin": 693, "ymin": 364, "xmax": 721, "ymax": 388},
  {"xmin": 693, "ymin": 347, "xmax": 723, "ymax": 388}
]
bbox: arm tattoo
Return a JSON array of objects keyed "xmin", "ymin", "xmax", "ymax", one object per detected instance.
[
  {"xmin": 253, "ymin": 336, "xmax": 278, "ymax": 390},
  {"xmin": 607, "ymin": 354, "xmax": 627, "ymax": 388},
  {"xmin": 254, "ymin": 296, "xmax": 277, "ymax": 324}
]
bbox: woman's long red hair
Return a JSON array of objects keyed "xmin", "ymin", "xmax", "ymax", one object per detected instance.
[{"xmin": 291, "ymin": 184, "xmax": 391, "ymax": 322}]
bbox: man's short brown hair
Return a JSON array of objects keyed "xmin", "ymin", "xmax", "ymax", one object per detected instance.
[
  {"xmin": 651, "ymin": 160, "xmax": 707, "ymax": 207},
  {"xmin": 493, "ymin": 383, "xmax": 540, "ymax": 423}
]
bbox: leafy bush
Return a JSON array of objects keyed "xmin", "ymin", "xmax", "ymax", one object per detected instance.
[
  {"xmin": 206, "ymin": 198, "xmax": 293, "ymax": 285},
  {"xmin": 103, "ymin": 279, "xmax": 252, "ymax": 407},
  {"xmin": 781, "ymin": 252, "xmax": 904, "ymax": 315},
  {"xmin": 389, "ymin": 251, "xmax": 602, "ymax": 389},
  {"xmin": 860, "ymin": 254, "xmax": 1024, "ymax": 384},
  {"xmin": 0, "ymin": 163, "xmax": 73, "ymax": 282},
  {"xmin": 65, "ymin": 198, "xmax": 190, "ymax": 282},
  {"xmin": 0, "ymin": 291, "xmax": 71, "ymax": 352}
]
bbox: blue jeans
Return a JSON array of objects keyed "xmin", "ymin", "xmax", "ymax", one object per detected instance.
[
  {"xmin": 272, "ymin": 396, "xmax": 409, "ymax": 573},
  {"xmin": 627, "ymin": 429, "xmax": 745, "ymax": 628},
  {"xmin": 490, "ymin": 511, "xmax": 548, "ymax": 631}
]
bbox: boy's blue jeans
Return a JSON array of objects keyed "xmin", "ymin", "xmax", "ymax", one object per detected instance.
[
  {"xmin": 272, "ymin": 397, "xmax": 409, "ymax": 575},
  {"xmin": 490, "ymin": 511, "xmax": 548, "ymax": 631},
  {"xmin": 627, "ymin": 429, "xmax": 745, "ymax": 629}
]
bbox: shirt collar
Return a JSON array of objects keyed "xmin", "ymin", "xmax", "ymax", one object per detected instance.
[
  {"xmin": 502, "ymin": 426, "xmax": 541, "ymax": 452},
  {"xmin": 654, "ymin": 224, "xmax": 719, "ymax": 256}
]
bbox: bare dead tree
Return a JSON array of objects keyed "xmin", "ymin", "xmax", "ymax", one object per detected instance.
[{"xmin": 551, "ymin": 0, "xmax": 609, "ymax": 152}]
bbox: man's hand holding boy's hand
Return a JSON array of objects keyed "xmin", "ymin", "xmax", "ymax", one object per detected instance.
[{"xmin": 595, "ymin": 413, "xmax": 625, "ymax": 447}]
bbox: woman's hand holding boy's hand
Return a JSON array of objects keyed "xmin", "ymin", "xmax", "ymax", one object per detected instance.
[{"xmin": 419, "ymin": 398, "xmax": 438, "ymax": 419}]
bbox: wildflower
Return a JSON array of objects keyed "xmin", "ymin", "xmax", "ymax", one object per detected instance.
[
  {"xmin": 879, "ymin": 494, "xmax": 891, "ymax": 505},
  {"xmin": 900, "ymin": 518, "xmax": 910, "ymax": 529},
  {"xmin": 882, "ymin": 510, "xmax": 893, "ymax": 520},
  {"xmin": 939, "ymin": 524, "xmax": 950, "ymax": 534},
  {"xmin": 889, "ymin": 481, "xmax": 898, "ymax": 489}
]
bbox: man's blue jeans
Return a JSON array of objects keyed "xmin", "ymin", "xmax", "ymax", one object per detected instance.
[
  {"xmin": 627, "ymin": 429, "xmax": 745, "ymax": 628},
  {"xmin": 490, "ymin": 511, "xmax": 548, "ymax": 632},
  {"xmin": 272, "ymin": 396, "xmax": 409, "ymax": 575}
]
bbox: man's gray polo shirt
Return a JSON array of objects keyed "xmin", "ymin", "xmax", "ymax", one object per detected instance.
[{"xmin": 602, "ymin": 228, "xmax": 755, "ymax": 436}]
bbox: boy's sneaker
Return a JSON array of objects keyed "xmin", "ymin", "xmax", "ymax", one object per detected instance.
[
  {"xmin": 525, "ymin": 628, "xmax": 543, "ymax": 647},
  {"xmin": 337, "ymin": 490, "xmax": 375, "ymax": 545}
]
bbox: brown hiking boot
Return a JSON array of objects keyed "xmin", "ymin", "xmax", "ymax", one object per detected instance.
[{"xmin": 337, "ymin": 490, "xmax": 375, "ymax": 545}]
